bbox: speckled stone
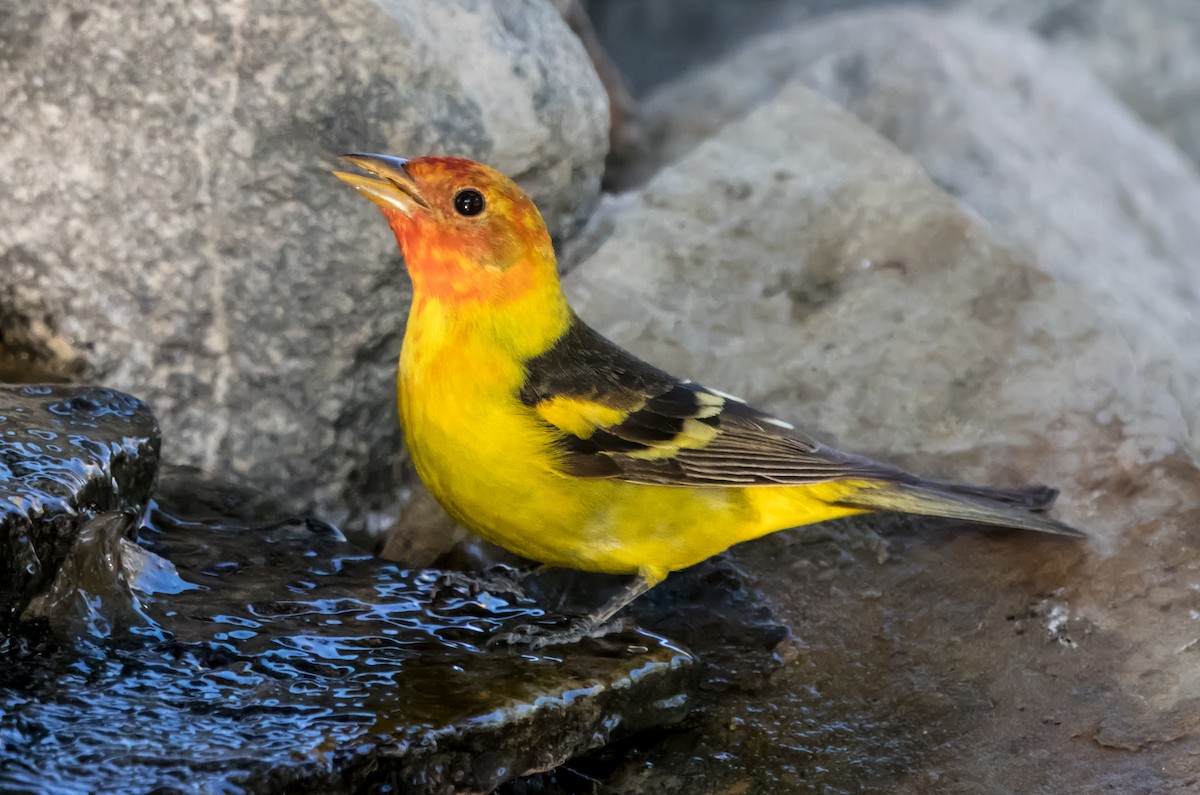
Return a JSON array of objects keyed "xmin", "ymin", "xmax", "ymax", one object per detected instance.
[
  {"xmin": 0, "ymin": 0, "xmax": 608, "ymax": 526},
  {"xmin": 954, "ymin": 0, "xmax": 1200, "ymax": 170},
  {"xmin": 628, "ymin": 8, "xmax": 1200, "ymax": 458}
]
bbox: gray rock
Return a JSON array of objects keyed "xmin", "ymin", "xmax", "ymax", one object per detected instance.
[
  {"xmin": 580, "ymin": 0, "xmax": 919, "ymax": 95},
  {"xmin": 632, "ymin": 8, "xmax": 1200, "ymax": 456},
  {"xmin": 586, "ymin": 0, "xmax": 1200, "ymax": 172},
  {"xmin": 953, "ymin": 0, "xmax": 1200, "ymax": 169},
  {"xmin": 561, "ymin": 78, "xmax": 1200, "ymax": 790},
  {"xmin": 0, "ymin": 385, "xmax": 160, "ymax": 633},
  {"xmin": 0, "ymin": 1, "xmax": 608, "ymax": 526}
]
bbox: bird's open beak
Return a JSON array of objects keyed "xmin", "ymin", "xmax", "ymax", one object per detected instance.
[{"xmin": 333, "ymin": 153, "xmax": 430, "ymax": 216}]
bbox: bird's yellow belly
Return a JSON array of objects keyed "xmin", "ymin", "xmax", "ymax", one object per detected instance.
[{"xmin": 401, "ymin": 376, "xmax": 863, "ymax": 576}]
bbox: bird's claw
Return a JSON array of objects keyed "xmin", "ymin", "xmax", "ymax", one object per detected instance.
[
  {"xmin": 477, "ymin": 563, "xmax": 537, "ymax": 597},
  {"xmin": 488, "ymin": 616, "xmax": 629, "ymax": 649},
  {"xmin": 427, "ymin": 564, "xmax": 535, "ymax": 600}
]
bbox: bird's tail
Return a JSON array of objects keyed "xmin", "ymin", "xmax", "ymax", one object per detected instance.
[{"xmin": 836, "ymin": 477, "xmax": 1085, "ymax": 538}]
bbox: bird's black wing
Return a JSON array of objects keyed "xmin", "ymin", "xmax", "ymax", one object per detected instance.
[{"xmin": 518, "ymin": 315, "xmax": 902, "ymax": 486}]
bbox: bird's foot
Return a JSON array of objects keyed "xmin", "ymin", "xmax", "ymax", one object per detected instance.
[
  {"xmin": 488, "ymin": 616, "xmax": 631, "ymax": 649},
  {"xmin": 425, "ymin": 563, "xmax": 538, "ymax": 600},
  {"xmin": 478, "ymin": 562, "xmax": 541, "ymax": 597}
]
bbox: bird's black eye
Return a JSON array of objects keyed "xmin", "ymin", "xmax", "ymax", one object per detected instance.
[{"xmin": 453, "ymin": 188, "xmax": 485, "ymax": 217}]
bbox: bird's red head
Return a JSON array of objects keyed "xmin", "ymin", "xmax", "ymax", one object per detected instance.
[{"xmin": 335, "ymin": 154, "xmax": 557, "ymax": 306}]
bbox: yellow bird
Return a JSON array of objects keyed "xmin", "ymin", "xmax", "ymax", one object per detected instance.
[{"xmin": 334, "ymin": 154, "xmax": 1084, "ymax": 645}]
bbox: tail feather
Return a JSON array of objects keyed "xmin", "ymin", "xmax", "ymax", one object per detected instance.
[
  {"xmin": 924, "ymin": 481, "xmax": 1059, "ymax": 512},
  {"xmin": 838, "ymin": 479, "xmax": 1085, "ymax": 538}
]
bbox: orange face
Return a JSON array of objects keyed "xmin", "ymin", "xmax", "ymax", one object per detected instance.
[{"xmin": 335, "ymin": 155, "xmax": 556, "ymax": 304}]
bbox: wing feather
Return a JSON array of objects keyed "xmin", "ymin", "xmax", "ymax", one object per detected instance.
[{"xmin": 519, "ymin": 315, "xmax": 905, "ymax": 488}]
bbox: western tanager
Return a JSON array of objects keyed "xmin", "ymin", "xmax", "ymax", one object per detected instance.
[{"xmin": 334, "ymin": 154, "xmax": 1083, "ymax": 646}]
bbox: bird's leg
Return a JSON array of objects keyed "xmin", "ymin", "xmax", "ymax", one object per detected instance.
[
  {"xmin": 589, "ymin": 567, "xmax": 663, "ymax": 624},
  {"xmin": 489, "ymin": 566, "xmax": 666, "ymax": 649}
]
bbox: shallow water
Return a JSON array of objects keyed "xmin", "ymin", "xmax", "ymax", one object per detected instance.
[
  {"xmin": 1, "ymin": 384, "xmax": 159, "ymax": 633},
  {"xmin": 0, "ymin": 503, "xmax": 692, "ymax": 794}
]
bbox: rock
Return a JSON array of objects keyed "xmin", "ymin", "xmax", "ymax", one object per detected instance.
[
  {"xmin": 0, "ymin": 0, "xmax": 608, "ymax": 527},
  {"xmin": 0, "ymin": 385, "xmax": 160, "ymax": 634},
  {"xmin": 556, "ymin": 0, "xmax": 644, "ymax": 187},
  {"xmin": 1, "ymin": 500, "xmax": 694, "ymax": 793},
  {"xmin": 580, "ymin": 0, "xmax": 879, "ymax": 95},
  {"xmin": 952, "ymin": 0, "xmax": 1200, "ymax": 169},
  {"xmin": 0, "ymin": 321, "xmax": 80, "ymax": 385},
  {"xmin": 631, "ymin": 8, "xmax": 1200, "ymax": 457},
  {"xmin": 0, "ymin": 354, "xmax": 73, "ymax": 386},
  {"xmin": 587, "ymin": 0, "xmax": 1200, "ymax": 174},
  {"xmin": 557, "ymin": 77, "xmax": 1200, "ymax": 790},
  {"xmin": 19, "ymin": 510, "xmax": 197, "ymax": 650}
]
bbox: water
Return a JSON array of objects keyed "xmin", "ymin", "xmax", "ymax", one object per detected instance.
[
  {"xmin": 0, "ymin": 503, "xmax": 693, "ymax": 794},
  {"xmin": 1, "ymin": 384, "xmax": 159, "ymax": 632}
]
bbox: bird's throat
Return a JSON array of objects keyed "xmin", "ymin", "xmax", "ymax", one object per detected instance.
[{"xmin": 404, "ymin": 260, "xmax": 571, "ymax": 366}]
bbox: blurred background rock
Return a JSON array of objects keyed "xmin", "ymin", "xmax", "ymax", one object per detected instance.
[{"xmin": 587, "ymin": 0, "xmax": 1200, "ymax": 175}]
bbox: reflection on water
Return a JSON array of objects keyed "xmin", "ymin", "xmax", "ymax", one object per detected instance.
[
  {"xmin": 1, "ymin": 384, "xmax": 159, "ymax": 634},
  {"xmin": 0, "ymin": 503, "xmax": 692, "ymax": 793}
]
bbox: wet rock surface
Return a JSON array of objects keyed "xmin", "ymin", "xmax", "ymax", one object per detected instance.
[
  {"xmin": 0, "ymin": 388, "xmax": 696, "ymax": 793},
  {"xmin": 1, "ymin": 497, "xmax": 694, "ymax": 794},
  {"xmin": 0, "ymin": 0, "xmax": 608, "ymax": 527},
  {"xmin": 0, "ymin": 384, "xmax": 159, "ymax": 633}
]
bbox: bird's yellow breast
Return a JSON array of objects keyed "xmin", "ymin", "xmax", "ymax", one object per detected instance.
[{"xmin": 396, "ymin": 298, "xmax": 865, "ymax": 577}]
